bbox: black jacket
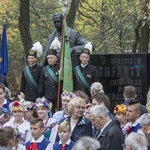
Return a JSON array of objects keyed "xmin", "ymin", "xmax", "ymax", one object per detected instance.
[
  {"xmin": 73, "ymin": 64, "xmax": 98, "ymax": 96},
  {"xmin": 39, "ymin": 63, "xmax": 60, "ymax": 100},
  {"xmin": 97, "ymin": 121, "xmax": 124, "ymax": 150},
  {"xmin": 20, "ymin": 64, "xmax": 42, "ymax": 102}
]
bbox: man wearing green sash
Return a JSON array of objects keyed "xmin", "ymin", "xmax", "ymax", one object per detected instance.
[
  {"xmin": 39, "ymin": 49, "xmax": 60, "ymax": 113},
  {"xmin": 20, "ymin": 48, "xmax": 42, "ymax": 102},
  {"xmin": 73, "ymin": 48, "xmax": 99, "ymax": 97}
]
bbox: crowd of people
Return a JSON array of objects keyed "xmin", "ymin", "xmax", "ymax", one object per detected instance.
[
  {"xmin": 0, "ymin": 82, "xmax": 150, "ymax": 150},
  {"xmin": 0, "ymin": 13, "xmax": 150, "ymax": 150}
]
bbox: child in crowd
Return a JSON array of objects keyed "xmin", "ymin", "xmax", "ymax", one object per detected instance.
[
  {"xmin": 0, "ymin": 107, "xmax": 11, "ymax": 127},
  {"xmin": 22, "ymin": 100, "xmax": 38, "ymax": 122},
  {"xmin": 26, "ymin": 118, "xmax": 53, "ymax": 150},
  {"xmin": 3, "ymin": 101, "xmax": 31, "ymax": 146},
  {"xmin": 53, "ymin": 122, "xmax": 74, "ymax": 150},
  {"xmin": 114, "ymin": 104, "xmax": 131, "ymax": 135},
  {"xmin": 53, "ymin": 91, "xmax": 76, "ymax": 123},
  {"xmin": 0, "ymin": 127, "xmax": 15, "ymax": 149},
  {"xmin": 34, "ymin": 97, "xmax": 58, "ymax": 144},
  {"xmin": 0, "ymin": 83, "xmax": 11, "ymax": 110}
]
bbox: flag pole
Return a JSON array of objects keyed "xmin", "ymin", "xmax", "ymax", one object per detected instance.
[{"xmin": 56, "ymin": 15, "xmax": 65, "ymax": 111}]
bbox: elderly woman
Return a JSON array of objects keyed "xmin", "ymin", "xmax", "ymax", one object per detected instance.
[
  {"xmin": 90, "ymin": 82, "xmax": 104, "ymax": 97},
  {"xmin": 60, "ymin": 97, "xmax": 92, "ymax": 142},
  {"xmin": 124, "ymin": 132, "xmax": 148, "ymax": 150},
  {"xmin": 139, "ymin": 113, "xmax": 150, "ymax": 149},
  {"xmin": 72, "ymin": 136, "xmax": 101, "ymax": 150},
  {"xmin": 53, "ymin": 91, "xmax": 76, "ymax": 123}
]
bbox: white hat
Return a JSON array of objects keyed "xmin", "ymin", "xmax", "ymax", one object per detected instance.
[{"xmin": 31, "ymin": 41, "xmax": 43, "ymax": 57}]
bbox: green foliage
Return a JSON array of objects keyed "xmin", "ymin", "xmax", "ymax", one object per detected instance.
[
  {"xmin": 0, "ymin": 0, "xmax": 149, "ymax": 91},
  {"xmin": 76, "ymin": 0, "xmax": 149, "ymax": 53}
]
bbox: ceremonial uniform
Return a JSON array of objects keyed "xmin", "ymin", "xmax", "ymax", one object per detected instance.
[
  {"xmin": 40, "ymin": 49, "xmax": 59, "ymax": 113},
  {"xmin": 20, "ymin": 64, "xmax": 42, "ymax": 102},
  {"xmin": 73, "ymin": 63, "xmax": 98, "ymax": 97},
  {"xmin": 53, "ymin": 139, "xmax": 74, "ymax": 150},
  {"xmin": 39, "ymin": 63, "xmax": 59, "ymax": 100},
  {"xmin": 26, "ymin": 135, "xmax": 53, "ymax": 150}
]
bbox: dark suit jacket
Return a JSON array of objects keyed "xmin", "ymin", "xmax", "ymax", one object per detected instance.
[
  {"xmin": 20, "ymin": 64, "xmax": 42, "ymax": 102},
  {"xmin": 73, "ymin": 64, "xmax": 99, "ymax": 97},
  {"xmin": 97, "ymin": 121, "xmax": 124, "ymax": 150},
  {"xmin": 38, "ymin": 64, "xmax": 60, "ymax": 100}
]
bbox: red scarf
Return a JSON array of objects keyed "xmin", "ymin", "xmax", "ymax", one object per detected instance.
[{"xmin": 27, "ymin": 142, "xmax": 38, "ymax": 150}]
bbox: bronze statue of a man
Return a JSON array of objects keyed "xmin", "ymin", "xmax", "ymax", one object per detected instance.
[{"xmin": 43, "ymin": 13, "xmax": 92, "ymax": 66}]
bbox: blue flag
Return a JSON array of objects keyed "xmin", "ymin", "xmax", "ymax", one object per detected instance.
[{"xmin": 0, "ymin": 24, "xmax": 8, "ymax": 75}]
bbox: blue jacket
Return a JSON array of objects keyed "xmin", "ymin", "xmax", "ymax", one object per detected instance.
[
  {"xmin": 59, "ymin": 115, "xmax": 92, "ymax": 142},
  {"xmin": 53, "ymin": 141, "xmax": 74, "ymax": 150},
  {"xmin": 26, "ymin": 138, "xmax": 50, "ymax": 150}
]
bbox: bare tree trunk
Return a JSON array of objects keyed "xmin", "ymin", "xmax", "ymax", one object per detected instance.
[
  {"xmin": 66, "ymin": 0, "xmax": 81, "ymax": 28},
  {"xmin": 138, "ymin": 0, "xmax": 149, "ymax": 53},
  {"xmin": 139, "ymin": 23, "xmax": 149, "ymax": 53},
  {"xmin": 18, "ymin": 0, "xmax": 32, "ymax": 60},
  {"xmin": 132, "ymin": 20, "xmax": 142, "ymax": 53}
]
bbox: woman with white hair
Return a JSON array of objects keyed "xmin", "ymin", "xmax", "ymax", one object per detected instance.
[
  {"xmin": 59, "ymin": 97, "xmax": 92, "ymax": 142},
  {"xmin": 124, "ymin": 132, "xmax": 148, "ymax": 150},
  {"xmin": 139, "ymin": 113, "xmax": 150, "ymax": 149},
  {"xmin": 72, "ymin": 136, "xmax": 101, "ymax": 150},
  {"xmin": 90, "ymin": 82, "xmax": 104, "ymax": 97}
]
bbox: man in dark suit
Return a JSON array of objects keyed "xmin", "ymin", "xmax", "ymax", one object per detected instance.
[
  {"xmin": 73, "ymin": 48, "xmax": 98, "ymax": 97},
  {"xmin": 20, "ymin": 50, "xmax": 42, "ymax": 102},
  {"xmin": 39, "ymin": 49, "xmax": 60, "ymax": 113},
  {"xmin": 90, "ymin": 105, "xmax": 124, "ymax": 150},
  {"xmin": 92, "ymin": 93, "xmax": 120, "ymax": 128}
]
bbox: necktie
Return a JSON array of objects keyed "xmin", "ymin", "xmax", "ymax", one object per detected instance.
[
  {"xmin": 26, "ymin": 142, "xmax": 38, "ymax": 150},
  {"xmin": 126, "ymin": 126, "xmax": 132, "ymax": 135},
  {"xmin": 61, "ymin": 145, "xmax": 66, "ymax": 150},
  {"xmin": 95, "ymin": 129, "xmax": 101, "ymax": 139},
  {"xmin": 32, "ymin": 142, "xmax": 38, "ymax": 150}
]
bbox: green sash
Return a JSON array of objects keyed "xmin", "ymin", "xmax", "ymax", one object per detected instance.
[
  {"xmin": 46, "ymin": 66, "xmax": 58, "ymax": 83},
  {"xmin": 75, "ymin": 66, "xmax": 90, "ymax": 91},
  {"xmin": 24, "ymin": 66, "xmax": 38, "ymax": 89}
]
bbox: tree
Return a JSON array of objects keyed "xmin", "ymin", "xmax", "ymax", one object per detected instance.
[
  {"xmin": 137, "ymin": 0, "xmax": 150, "ymax": 52},
  {"xmin": 66, "ymin": 0, "xmax": 81, "ymax": 28},
  {"xmin": 18, "ymin": 0, "xmax": 32, "ymax": 59}
]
